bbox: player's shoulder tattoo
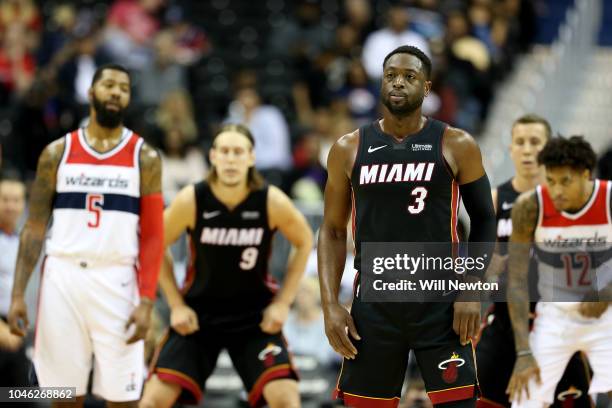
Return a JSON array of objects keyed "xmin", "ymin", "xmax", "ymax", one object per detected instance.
[
  {"xmin": 139, "ymin": 142, "xmax": 162, "ymax": 195},
  {"xmin": 28, "ymin": 138, "xmax": 66, "ymax": 223},
  {"xmin": 511, "ymin": 190, "xmax": 538, "ymax": 236}
]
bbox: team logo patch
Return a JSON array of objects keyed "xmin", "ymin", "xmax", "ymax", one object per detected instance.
[
  {"xmin": 557, "ymin": 386, "xmax": 582, "ymax": 402},
  {"xmin": 438, "ymin": 352, "xmax": 465, "ymax": 384},
  {"xmin": 258, "ymin": 343, "xmax": 282, "ymax": 367}
]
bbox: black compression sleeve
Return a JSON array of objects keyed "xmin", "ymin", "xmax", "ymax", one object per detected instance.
[{"xmin": 459, "ymin": 174, "xmax": 496, "ymax": 278}]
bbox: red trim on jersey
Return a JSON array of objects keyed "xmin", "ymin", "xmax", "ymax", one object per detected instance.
[
  {"xmin": 181, "ymin": 236, "xmax": 197, "ymax": 294},
  {"xmin": 65, "ymin": 130, "xmax": 141, "ymax": 167},
  {"xmin": 351, "ymin": 188, "xmax": 356, "ymax": 255},
  {"xmin": 333, "ymin": 389, "xmax": 400, "ymax": 407},
  {"xmin": 450, "ymin": 180, "xmax": 460, "ymax": 242},
  {"xmin": 264, "ymin": 230, "xmax": 280, "ymax": 293},
  {"xmin": 428, "ymin": 384, "xmax": 476, "ymax": 405},
  {"xmin": 248, "ymin": 364, "xmax": 296, "ymax": 408},
  {"xmin": 540, "ymin": 180, "xmax": 608, "ymax": 226}
]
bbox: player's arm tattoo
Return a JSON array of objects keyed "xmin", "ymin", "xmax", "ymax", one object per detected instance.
[
  {"xmin": 12, "ymin": 140, "xmax": 65, "ymax": 298},
  {"xmin": 139, "ymin": 143, "xmax": 162, "ymax": 196},
  {"xmin": 507, "ymin": 191, "xmax": 538, "ymax": 352}
]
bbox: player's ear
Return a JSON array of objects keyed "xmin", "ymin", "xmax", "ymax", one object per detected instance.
[
  {"xmin": 88, "ymin": 87, "xmax": 93, "ymax": 103},
  {"xmin": 209, "ymin": 146, "xmax": 216, "ymax": 166},
  {"xmin": 247, "ymin": 147, "xmax": 256, "ymax": 167},
  {"xmin": 424, "ymin": 80, "xmax": 432, "ymax": 97}
]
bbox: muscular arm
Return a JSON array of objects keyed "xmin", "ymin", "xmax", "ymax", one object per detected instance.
[
  {"xmin": 318, "ymin": 136, "xmax": 354, "ymax": 306},
  {"xmin": 268, "ymin": 186, "xmax": 314, "ymax": 305},
  {"xmin": 159, "ymin": 185, "xmax": 196, "ymax": 307},
  {"xmin": 11, "ymin": 140, "xmax": 64, "ymax": 299},
  {"xmin": 507, "ymin": 191, "xmax": 538, "ymax": 352}
]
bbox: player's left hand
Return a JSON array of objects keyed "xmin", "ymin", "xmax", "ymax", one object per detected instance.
[
  {"xmin": 125, "ymin": 300, "xmax": 153, "ymax": 344},
  {"xmin": 579, "ymin": 301, "xmax": 609, "ymax": 318},
  {"xmin": 260, "ymin": 301, "xmax": 290, "ymax": 334},
  {"xmin": 452, "ymin": 301, "xmax": 480, "ymax": 345}
]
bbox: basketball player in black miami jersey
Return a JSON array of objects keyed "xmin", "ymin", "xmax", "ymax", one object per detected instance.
[
  {"xmin": 140, "ymin": 124, "xmax": 314, "ymax": 408},
  {"xmin": 476, "ymin": 115, "xmax": 591, "ymax": 408},
  {"xmin": 318, "ymin": 45, "xmax": 496, "ymax": 407}
]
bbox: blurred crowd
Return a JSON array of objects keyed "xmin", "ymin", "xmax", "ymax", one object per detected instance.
[{"xmin": 0, "ymin": 0, "xmax": 540, "ymax": 204}]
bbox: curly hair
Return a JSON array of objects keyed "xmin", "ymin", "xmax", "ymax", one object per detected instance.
[{"xmin": 537, "ymin": 135, "xmax": 596, "ymax": 172}]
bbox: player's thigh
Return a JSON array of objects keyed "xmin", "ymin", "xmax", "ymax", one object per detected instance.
[
  {"xmin": 227, "ymin": 328, "xmax": 298, "ymax": 408},
  {"xmin": 475, "ymin": 320, "xmax": 515, "ymax": 407},
  {"xmin": 139, "ymin": 374, "xmax": 182, "ymax": 408},
  {"xmin": 263, "ymin": 378, "xmax": 300, "ymax": 408},
  {"xmin": 149, "ymin": 328, "xmax": 222, "ymax": 405},
  {"xmin": 414, "ymin": 341, "xmax": 477, "ymax": 406},
  {"xmin": 34, "ymin": 261, "xmax": 92, "ymax": 395},
  {"xmin": 550, "ymin": 352, "xmax": 592, "ymax": 408},
  {"xmin": 334, "ymin": 300, "xmax": 410, "ymax": 405},
  {"xmin": 581, "ymin": 314, "xmax": 612, "ymax": 395}
]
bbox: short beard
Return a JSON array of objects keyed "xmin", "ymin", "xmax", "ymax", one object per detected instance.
[
  {"xmin": 381, "ymin": 93, "xmax": 424, "ymax": 117},
  {"xmin": 92, "ymin": 96, "xmax": 124, "ymax": 128}
]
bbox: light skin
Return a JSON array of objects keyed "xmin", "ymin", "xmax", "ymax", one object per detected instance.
[
  {"xmin": 140, "ymin": 131, "xmax": 312, "ymax": 408},
  {"xmin": 6, "ymin": 68, "xmax": 161, "ymax": 408},
  {"xmin": 506, "ymin": 166, "xmax": 609, "ymax": 403},
  {"xmin": 488, "ymin": 122, "xmax": 548, "ymax": 280},
  {"xmin": 0, "ymin": 180, "xmax": 26, "ymax": 352},
  {"xmin": 318, "ymin": 52, "xmax": 487, "ymax": 361}
]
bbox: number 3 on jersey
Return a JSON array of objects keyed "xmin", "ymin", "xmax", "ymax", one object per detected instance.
[
  {"xmin": 86, "ymin": 193, "xmax": 104, "ymax": 228},
  {"xmin": 240, "ymin": 247, "xmax": 259, "ymax": 270},
  {"xmin": 408, "ymin": 186, "xmax": 428, "ymax": 214}
]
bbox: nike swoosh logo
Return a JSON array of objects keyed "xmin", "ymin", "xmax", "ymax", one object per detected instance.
[
  {"xmin": 368, "ymin": 145, "xmax": 387, "ymax": 153},
  {"xmin": 442, "ymin": 289, "xmax": 456, "ymax": 297},
  {"xmin": 501, "ymin": 202, "xmax": 514, "ymax": 211},
  {"xmin": 203, "ymin": 211, "xmax": 221, "ymax": 219}
]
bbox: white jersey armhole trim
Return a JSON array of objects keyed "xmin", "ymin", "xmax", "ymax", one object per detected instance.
[
  {"xmin": 536, "ymin": 185, "xmax": 543, "ymax": 228},
  {"xmin": 59, "ymin": 132, "xmax": 72, "ymax": 166},
  {"xmin": 133, "ymin": 136, "xmax": 144, "ymax": 170},
  {"xmin": 606, "ymin": 180, "xmax": 611, "ymax": 225}
]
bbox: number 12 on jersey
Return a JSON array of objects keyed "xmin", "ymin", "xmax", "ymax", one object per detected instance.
[{"xmin": 86, "ymin": 193, "xmax": 104, "ymax": 228}]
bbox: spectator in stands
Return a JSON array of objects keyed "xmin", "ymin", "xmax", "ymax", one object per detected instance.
[
  {"xmin": 151, "ymin": 89, "xmax": 206, "ymax": 202},
  {"xmin": 361, "ymin": 4, "xmax": 429, "ymax": 80},
  {"xmin": 226, "ymin": 82, "xmax": 292, "ymax": 186},
  {"xmin": 283, "ymin": 277, "xmax": 336, "ymax": 366},
  {"xmin": 340, "ymin": 0, "xmax": 375, "ymax": 44},
  {"xmin": 0, "ymin": 22, "xmax": 36, "ymax": 102},
  {"xmin": 164, "ymin": 4, "xmax": 210, "ymax": 65},
  {"xmin": 0, "ymin": 174, "xmax": 28, "ymax": 387},
  {"xmin": 333, "ymin": 59, "xmax": 379, "ymax": 126},
  {"xmin": 288, "ymin": 128, "xmax": 326, "ymax": 204},
  {"xmin": 102, "ymin": 0, "xmax": 165, "ymax": 69},
  {"xmin": 136, "ymin": 30, "xmax": 187, "ymax": 106}
]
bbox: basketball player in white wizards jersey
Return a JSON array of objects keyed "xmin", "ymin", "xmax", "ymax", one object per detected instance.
[
  {"xmin": 7, "ymin": 64, "xmax": 164, "ymax": 407},
  {"xmin": 506, "ymin": 135, "xmax": 612, "ymax": 407}
]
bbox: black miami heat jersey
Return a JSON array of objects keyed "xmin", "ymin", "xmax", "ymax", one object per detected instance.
[
  {"xmin": 183, "ymin": 181, "xmax": 276, "ymax": 330},
  {"xmin": 350, "ymin": 118, "xmax": 459, "ymax": 270},
  {"xmin": 495, "ymin": 179, "xmax": 519, "ymax": 254}
]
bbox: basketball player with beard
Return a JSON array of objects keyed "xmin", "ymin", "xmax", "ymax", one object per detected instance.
[
  {"xmin": 318, "ymin": 45, "xmax": 497, "ymax": 407},
  {"xmin": 477, "ymin": 115, "xmax": 592, "ymax": 408},
  {"xmin": 8, "ymin": 63, "xmax": 164, "ymax": 407},
  {"xmin": 141, "ymin": 124, "xmax": 313, "ymax": 408}
]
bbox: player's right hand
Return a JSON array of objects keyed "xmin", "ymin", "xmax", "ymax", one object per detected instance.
[
  {"xmin": 506, "ymin": 354, "xmax": 541, "ymax": 404},
  {"xmin": 7, "ymin": 296, "xmax": 29, "ymax": 338},
  {"xmin": 322, "ymin": 303, "xmax": 360, "ymax": 360},
  {"xmin": 170, "ymin": 304, "xmax": 199, "ymax": 336},
  {"xmin": 578, "ymin": 301, "xmax": 609, "ymax": 318}
]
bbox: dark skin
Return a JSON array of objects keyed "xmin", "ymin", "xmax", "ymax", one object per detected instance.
[
  {"xmin": 318, "ymin": 53, "xmax": 485, "ymax": 360},
  {"xmin": 506, "ymin": 167, "xmax": 610, "ymax": 403},
  {"xmin": 7, "ymin": 68, "xmax": 161, "ymax": 408}
]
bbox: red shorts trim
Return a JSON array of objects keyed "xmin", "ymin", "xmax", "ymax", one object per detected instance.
[
  {"xmin": 428, "ymin": 384, "xmax": 476, "ymax": 405},
  {"xmin": 155, "ymin": 367, "xmax": 203, "ymax": 404},
  {"xmin": 248, "ymin": 363, "xmax": 297, "ymax": 408},
  {"xmin": 334, "ymin": 389, "xmax": 400, "ymax": 407}
]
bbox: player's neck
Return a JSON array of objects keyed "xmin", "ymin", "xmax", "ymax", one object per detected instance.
[
  {"xmin": 380, "ymin": 109, "xmax": 425, "ymax": 141},
  {"xmin": 210, "ymin": 181, "xmax": 250, "ymax": 210},
  {"xmin": 85, "ymin": 119, "xmax": 124, "ymax": 152},
  {"xmin": 512, "ymin": 173, "xmax": 544, "ymax": 193},
  {"xmin": 569, "ymin": 180, "xmax": 595, "ymax": 213}
]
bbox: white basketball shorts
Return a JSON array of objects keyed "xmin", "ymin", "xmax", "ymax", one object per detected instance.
[
  {"xmin": 512, "ymin": 302, "xmax": 612, "ymax": 408},
  {"xmin": 33, "ymin": 256, "xmax": 144, "ymax": 401}
]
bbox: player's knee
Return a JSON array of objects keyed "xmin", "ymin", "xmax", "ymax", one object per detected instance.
[
  {"xmin": 434, "ymin": 396, "xmax": 477, "ymax": 408},
  {"xmin": 263, "ymin": 379, "xmax": 300, "ymax": 408}
]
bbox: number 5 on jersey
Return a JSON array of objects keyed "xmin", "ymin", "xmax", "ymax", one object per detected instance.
[{"xmin": 86, "ymin": 193, "xmax": 104, "ymax": 228}]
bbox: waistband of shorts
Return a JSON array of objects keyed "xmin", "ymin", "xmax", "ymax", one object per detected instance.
[{"xmin": 46, "ymin": 255, "xmax": 135, "ymax": 270}]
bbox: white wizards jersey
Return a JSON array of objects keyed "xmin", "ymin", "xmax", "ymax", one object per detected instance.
[
  {"xmin": 534, "ymin": 179, "xmax": 612, "ymax": 307},
  {"xmin": 46, "ymin": 128, "xmax": 144, "ymax": 266}
]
